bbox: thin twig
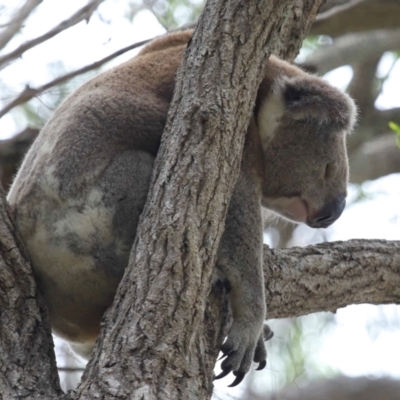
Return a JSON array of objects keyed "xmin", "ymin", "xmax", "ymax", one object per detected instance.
[
  {"xmin": 0, "ymin": 0, "xmax": 106, "ymax": 69},
  {"xmin": 0, "ymin": 22, "xmax": 197, "ymax": 119},
  {"xmin": 143, "ymin": 0, "xmax": 169, "ymax": 31},
  {"xmin": 0, "ymin": 38, "xmax": 150, "ymax": 119},
  {"xmin": 316, "ymin": 0, "xmax": 363, "ymax": 21},
  {"xmin": 0, "ymin": 0, "xmax": 43, "ymax": 51}
]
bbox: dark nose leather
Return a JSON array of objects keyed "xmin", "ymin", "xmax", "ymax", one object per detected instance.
[{"xmin": 308, "ymin": 194, "xmax": 346, "ymax": 228}]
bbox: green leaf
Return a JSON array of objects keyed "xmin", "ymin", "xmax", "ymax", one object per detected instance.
[
  {"xmin": 389, "ymin": 122, "xmax": 400, "ymax": 149},
  {"xmin": 388, "ymin": 121, "xmax": 400, "ymax": 133}
]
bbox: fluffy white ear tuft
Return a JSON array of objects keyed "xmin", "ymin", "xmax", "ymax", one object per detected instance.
[{"xmin": 257, "ymin": 88, "xmax": 285, "ymax": 152}]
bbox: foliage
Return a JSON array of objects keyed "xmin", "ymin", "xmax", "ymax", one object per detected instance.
[{"xmin": 388, "ymin": 121, "xmax": 400, "ymax": 148}]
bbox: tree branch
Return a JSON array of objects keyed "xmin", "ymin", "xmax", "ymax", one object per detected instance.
[
  {"xmin": 0, "ymin": 38, "xmax": 150, "ymax": 119},
  {"xmin": 347, "ymin": 55, "xmax": 381, "ymax": 117},
  {"xmin": 265, "ymin": 239, "xmax": 400, "ymax": 319},
  {"xmin": 346, "ymin": 104, "xmax": 400, "ymax": 155},
  {"xmin": 318, "ymin": 0, "xmax": 354, "ymax": 13},
  {"xmin": 310, "ymin": 0, "xmax": 400, "ymax": 38},
  {"xmin": 348, "ymin": 133, "xmax": 400, "ymax": 183},
  {"xmin": 0, "ymin": 186, "xmax": 62, "ymax": 398},
  {"xmin": 379, "ymin": 107, "xmax": 400, "ymax": 123},
  {"xmin": 0, "ymin": 0, "xmax": 43, "ymax": 51},
  {"xmin": 303, "ymin": 28, "xmax": 400, "ymax": 75},
  {"xmin": 260, "ymin": 376, "xmax": 400, "ymax": 400},
  {"xmin": 143, "ymin": 0, "xmax": 169, "ymax": 31},
  {"xmin": 0, "ymin": 0, "xmax": 106, "ymax": 70}
]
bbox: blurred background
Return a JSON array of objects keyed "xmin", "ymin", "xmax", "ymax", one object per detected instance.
[{"xmin": 0, "ymin": 0, "xmax": 399, "ymax": 398}]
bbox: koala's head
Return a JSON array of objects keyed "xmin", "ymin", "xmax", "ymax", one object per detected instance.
[{"xmin": 256, "ymin": 71, "xmax": 357, "ymax": 228}]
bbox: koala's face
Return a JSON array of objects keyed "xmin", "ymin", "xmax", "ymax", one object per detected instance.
[
  {"xmin": 257, "ymin": 76, "xmax": 355, "ymax": 228},
  {"xmin": 261, "ymin": 119, "xmax": 348, "ymax": 228}
]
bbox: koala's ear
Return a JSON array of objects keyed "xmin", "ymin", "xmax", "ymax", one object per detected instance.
[{"xmin": 277, "ymin": 76, "xmax": 357, "ymax": 132}]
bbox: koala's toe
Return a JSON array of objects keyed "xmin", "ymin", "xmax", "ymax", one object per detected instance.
[
  {"xmin": 253, "ymin": 334, "xmax": 267, "ymax": 364},
  {"xmin": 219, "ymin": 348, "xmax": 252, "ymax": 387},
  {"xmin": 217, "ymin": 325, "xmax": 262, "ymax": 386},
  {"xmin": 220, "ymin": 341, "xmax": 245, "ymax": 373},
  {"xmin": 263, "ymin": 324, "xmax": 274, "ymax": 341},
  {"xmin": 216, "ymin": 321, "xmax": 270, "ymax": 386}
]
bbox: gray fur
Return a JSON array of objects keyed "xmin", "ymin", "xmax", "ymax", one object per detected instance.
[{"xmin": 7, "ymin": 30, "xmax": 356, "ymax": 384}]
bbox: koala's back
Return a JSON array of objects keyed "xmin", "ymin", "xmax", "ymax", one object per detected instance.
[{"xmin": 7, "ymin": 31, "xmax": 191, "ymax": 353}]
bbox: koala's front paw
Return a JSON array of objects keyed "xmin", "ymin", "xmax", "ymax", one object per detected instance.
[{"xmin": 215, "ymin": 323, "xmax": 273, "ymax": 387}]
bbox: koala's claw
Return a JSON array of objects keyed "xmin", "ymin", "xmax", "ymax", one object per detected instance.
[
  {"xmin": 214, "ymin": 367, "xmax": 232, "ymax": 380},
  {"xmin": 215, "ymin": 367, "xmax": 245, "ymax": 387},
  {"xmin": 256, "ymin": 360, "xmax": 266, "ymax": 371},
  {"xmin": 216, "ymin": 323, "xmax": 271, "ymax": 386},
  {"xmin": 263, "ymin": 324, "xmax": 274, "ymax": 341},
  {"xmin": 228, "ymin": 372, "xmax": 245, "ymax": 387}
]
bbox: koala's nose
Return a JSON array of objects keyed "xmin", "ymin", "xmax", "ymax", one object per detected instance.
[{"xmin": 308, "ymin": 194, "xmax": 346, "ymax": 228}]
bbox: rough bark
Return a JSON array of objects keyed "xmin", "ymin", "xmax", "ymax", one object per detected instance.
[
  {"xmin": 69, "ymin": 1, "xmax": 323, "ymax": 399},
  {"xmin": 265, "ymin": 239, "xmax": 400, "ymax": 319},
  {"xmin": 0, "ymin": 187, "xmax": 62, "ymax": 399}
]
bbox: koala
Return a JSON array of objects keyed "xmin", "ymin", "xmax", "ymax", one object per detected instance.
[{"xmin": 7, "ymin": 30, "xmax": 356, "ymax": 386}]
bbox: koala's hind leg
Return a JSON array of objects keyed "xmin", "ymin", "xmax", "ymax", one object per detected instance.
[
  {"xmin": 215, "ymin": 170, "xmax": 266, "ymax": 386},
  {"xmin": 35, "ymin": 149, "xmax": 155, "ymax": 358},
  {"xmin": 97, "ymin": 149, "xmax": 155, "ymax": 265}
]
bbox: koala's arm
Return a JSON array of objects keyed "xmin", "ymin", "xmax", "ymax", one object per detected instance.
[{"xmin": 215, "ymin": 161, "xmax": 267, "ymax": 386}]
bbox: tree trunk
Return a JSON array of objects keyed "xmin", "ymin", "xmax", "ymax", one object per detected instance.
[
  {"xmin": 71, "ymin": 1, "xmax": 323, "ymax": 398},
  {"xmin": 0, "ymin": 186, "xmax": 62, "ymax": 399}
]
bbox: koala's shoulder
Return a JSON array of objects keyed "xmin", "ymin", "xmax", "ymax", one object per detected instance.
[
  {"xmin": 138, "ymin": 30, "xmax": 192, "ymax": 57},
  {"xmin": 72, "ymin": 30, "xmax": 192, "ymax": 105}
]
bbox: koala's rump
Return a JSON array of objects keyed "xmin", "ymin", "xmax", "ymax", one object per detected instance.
[{"xmin": 11, "ymin": 146, "xmax": 155, "ymax": 344}]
